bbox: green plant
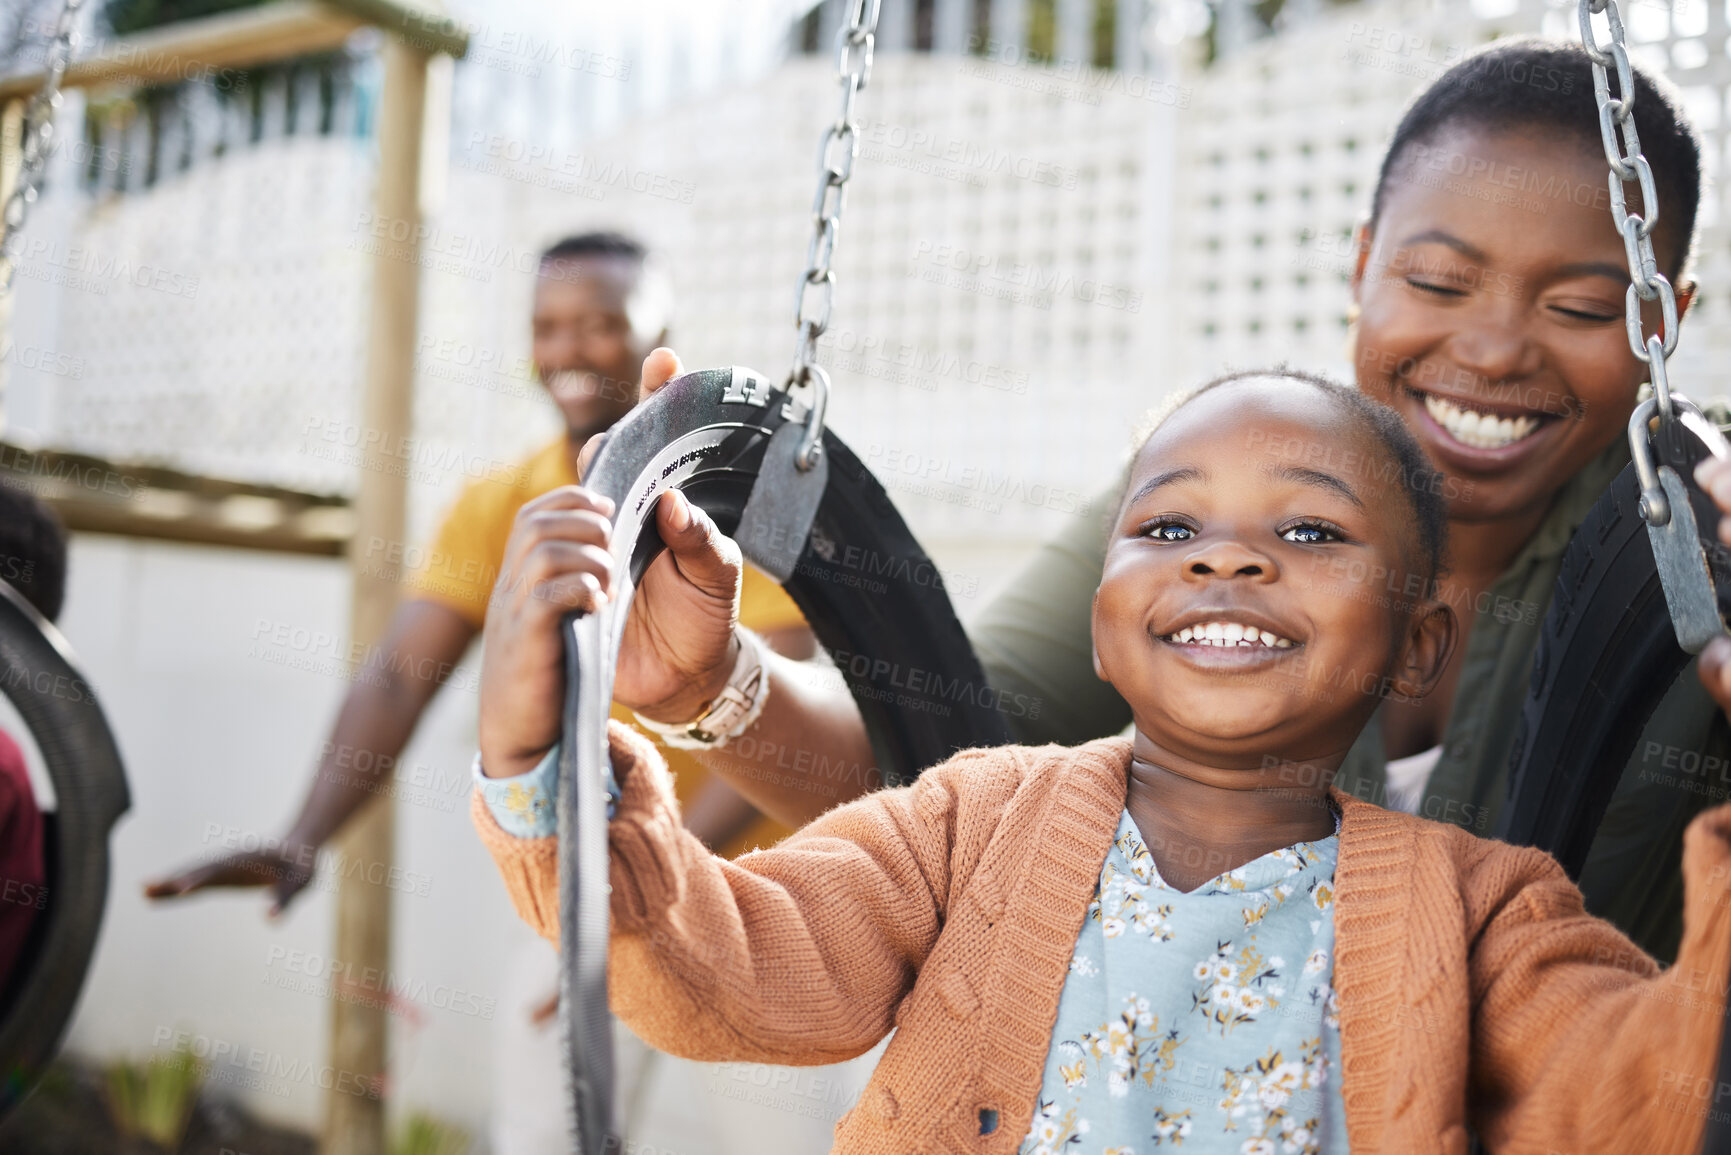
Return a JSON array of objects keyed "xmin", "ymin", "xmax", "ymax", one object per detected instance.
[
  {"xmin": 389, "ymin": 1110, "xmax": 471, "ymax": 1155},
  {"xmin": 101, "ymin": 1052, "xmax": 205, "ymax": 1152}
]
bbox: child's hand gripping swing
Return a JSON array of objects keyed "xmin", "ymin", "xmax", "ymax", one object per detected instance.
[{"xmin": 477, "ymin": 3, "xmax": 1011, "ymax": 1150}]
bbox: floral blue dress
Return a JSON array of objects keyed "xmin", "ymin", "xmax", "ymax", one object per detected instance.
[{"xmin": 1019, "ymin": 810, "xmax": 1346, "ymax": 1155}]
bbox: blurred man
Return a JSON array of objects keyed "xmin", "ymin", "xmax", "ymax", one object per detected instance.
[
  {"xmin": 145, "ymin": 231, "xmax": 815, "ymax": 1152},
  {"xmin": 145, "ymin": 230, "xmax": 803, "ymax": 902}
]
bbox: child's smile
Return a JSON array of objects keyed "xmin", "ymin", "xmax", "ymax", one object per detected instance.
[
  {"xmin": 1094, "ymin": 377, "xmax": 1454, "ymax": 771},
  {"xmin": 1156, "ymin": 611, "xmax": 1300, "ymax": 670}
]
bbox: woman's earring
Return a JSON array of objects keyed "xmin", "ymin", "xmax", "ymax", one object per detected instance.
[{"xmin": 1343, "ymin": 303, "xmax": 1362, "ymax": 364}]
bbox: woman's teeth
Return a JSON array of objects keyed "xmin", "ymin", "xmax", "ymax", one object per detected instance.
[
  {"xmin": 1165, "ymin": 621, "xmax": 1294, "ymax": 648},
  {"xmin": 1422, "ymin": 394, "xmax": 1540, "ymax": 450}
]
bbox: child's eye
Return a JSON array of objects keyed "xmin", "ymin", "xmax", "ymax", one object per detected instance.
[
  {"xmin": 1140, "ymin": 520, "xmax": 1194, "ymax": 542},
  {"xmin": 1280, "ymin": 522, "xmax": 1341, "ymax": 544}
]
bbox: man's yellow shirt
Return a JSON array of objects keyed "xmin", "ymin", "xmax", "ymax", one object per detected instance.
[{"xmin": 406, "ymin": 437, "xmax": 804, "ymax": 856}]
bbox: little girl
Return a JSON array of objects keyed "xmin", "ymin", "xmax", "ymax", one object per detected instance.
[{"xmin": 472, "ymin": 370, "xmax": 1731, "ymax": 1153}]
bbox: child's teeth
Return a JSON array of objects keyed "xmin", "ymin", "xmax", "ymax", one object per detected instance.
[
  {"xmin": 1166, "ymin": 621, "xmax": 1295, "ymax": 648},
  {"xmin": 1422, "ymin": 393, "xmax": 1541, "ymax": 450}
]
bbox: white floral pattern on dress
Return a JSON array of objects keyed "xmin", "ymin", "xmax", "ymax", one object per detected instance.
[{"xmin": 1018, "ymin": 810, "xmax": 1346, "ymax": 1155}]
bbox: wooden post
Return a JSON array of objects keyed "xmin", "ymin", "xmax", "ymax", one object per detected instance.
[
  {"xmin": 0, "ymin": 97, "xmax": 23, "ymax": 424},
  {"xmin": 324, "ymin": 33, "xmax": 428, "ymax": 1155}
]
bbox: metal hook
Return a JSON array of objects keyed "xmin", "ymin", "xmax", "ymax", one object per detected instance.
[
  {"xmin": 1629, "ymin": 396, "xmax": 1670, "ymax": 526},
  {"xmin": 789, "ymin": 362, "xmax": 830, "ymax": 471}
]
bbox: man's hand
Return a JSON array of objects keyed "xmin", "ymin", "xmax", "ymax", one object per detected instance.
[
  {"xmin": 1694, "ymin": 457, "xmax": 1731, "ymax": 714},
  {"xmin": 144, "ymin": 839, "xmax": 318, "ymax": 918},
  {"xmin": 478, "ymin": 348, "xmax": 746, "ymax": 780},
  {"xmin": 145, "ymin": 600, "xmax": 477, "ymax": 917}
]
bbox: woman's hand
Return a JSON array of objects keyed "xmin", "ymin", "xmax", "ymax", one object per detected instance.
[
  {"xmin": 476, "ymin": 350, "xmax": 746, "ymax": 780},
  {"xmin": 1693, "ymin": 457, "xmax": 1731, "ymax": 713}
]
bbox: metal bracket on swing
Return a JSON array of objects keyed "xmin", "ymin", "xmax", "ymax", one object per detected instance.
[
  {"xmin": 733, "ymin": 365, "xmax": 830, "ymax": 582},
  {"xmin": 1577, "ymin": 0, "xmax": 1728, "ymax": 655},
  {"xmin": 1631, "ymin": 393, "xmax": 1729, "ymax": 655}
]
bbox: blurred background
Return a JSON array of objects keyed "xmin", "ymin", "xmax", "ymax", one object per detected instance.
[{"xmin": 0, "ymin": 0, "xmax": 1726, "ymax": 1150}]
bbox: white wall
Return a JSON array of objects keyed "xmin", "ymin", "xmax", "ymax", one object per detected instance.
[{"xmin": 54, "ymin": 532, "xmax": 543, "ymax": 1140}]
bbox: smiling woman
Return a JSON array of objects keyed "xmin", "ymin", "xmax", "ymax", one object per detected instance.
[{"xmin": 1355, "ymin": 47, "xmax": 1697, "ymax": 522}]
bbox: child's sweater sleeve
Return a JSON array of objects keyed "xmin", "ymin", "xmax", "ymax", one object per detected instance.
[
  {"xmin": 1465, "ymin": 802, "xmax": 1731, "ymax": 1154},
  {"xmin": 472, "ymin": 719, "xmax": 982, "ymax": 1067}
]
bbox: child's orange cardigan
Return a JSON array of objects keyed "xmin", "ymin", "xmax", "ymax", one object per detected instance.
[{"xmin": 473, "ymin": 722, "xmax": 1731, "ymax": 1154}]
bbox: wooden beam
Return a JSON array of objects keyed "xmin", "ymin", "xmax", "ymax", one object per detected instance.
[
  {"xmin": 54, "ymin": 504, "xmax": 351, "ymax": 555},
  {"xmin": 0, "ymin": 442, "xmax": 353, "ymax": 556},
  {"xmin": 0, "ymin": 0, "xmax": 467, "ymax": 103},
  {"xmin": 322, "ymin": 31, "xmax": 428, "ymax": 1155},
  {"xmin": 0, "ymin": 3, "xmax": 359, "ymax": 101},
  {"xmin": 327, "ymin": 0, "xmax": 472, "ymax": 58}
]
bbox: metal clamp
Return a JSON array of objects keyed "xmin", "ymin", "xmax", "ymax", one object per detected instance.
[
  {"xmin": 1630, "ymin": 392, "xmax": 1730, "ymax": 652},
  {"xmin": 789, "ymin": 361, "xmax": 831, "ymax": 471}
]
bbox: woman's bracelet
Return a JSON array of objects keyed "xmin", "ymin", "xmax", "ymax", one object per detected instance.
[{"xmin": 632, "ymin": 629, "xmax": 770, "ymax": 750}]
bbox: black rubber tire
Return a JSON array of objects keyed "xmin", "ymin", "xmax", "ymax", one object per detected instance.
[
  {"xmin": 1497, "ymin": 416, "xmax": 1730, "ymax": 874},
  {"xmin": 0, "ymin": 580, "xmax": 129, "ymax": 1120},
  {"xmin": 555, "ymin": 368, "xmax": 1011, "ymax": 1152},
  {"xmin": 580, "ymin": 367, "xmax": 1012, "ymax": 782},
  {"xmin": 1495, "ymin": 415, "xmax": 1731, "ymax": 1155}
]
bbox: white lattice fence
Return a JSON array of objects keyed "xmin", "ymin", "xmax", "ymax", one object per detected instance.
[
  {"xmin": 24, "ymin": 119, "xmax": 564, "ymax": 546},
  {"xmin": 1169, "ymin": 0, "xmax": 1731, "ymax": 400},
  {"xmin": 44, "ymin": 139, "xmax": 373, "ymax": 492},
  {"xmin": 17, "ymin": 0, "xmax": 1731, "ymax": 558},
  {"xmin": 436, "ymin": 51, "xmax": 1179, "ymax": 554}
]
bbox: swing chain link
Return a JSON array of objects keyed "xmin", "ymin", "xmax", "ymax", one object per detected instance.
[
  {"xmin": 1577, "ymin": 0, "xmax": 1691, "ymax": 526},
  {"xmin": 1577, "ymin": 3, "xmax": 1678, "ymax": 379},
  {"xmin": 786, "ymin": 0, "xmax": 882, "ymax": 470},
  {"xmin": 0, "ymin": 0, "xmax": 84, "ymax": 295}
]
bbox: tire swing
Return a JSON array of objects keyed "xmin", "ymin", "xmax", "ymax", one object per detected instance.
[
  {"xmin": 0, "ymin": 584, "xmax": 130, "ymax": 1117},
  {"xmin": 0, "ymin": 0, "xmax": 133, "ymax": 1122},
  {"xmin": 551, "ymin": 4, "xmax": 1009, "ymax": 1151},
  {"xmin": 1493, "ymin": 3, "xmax": 1731, "ymax": 1148}
]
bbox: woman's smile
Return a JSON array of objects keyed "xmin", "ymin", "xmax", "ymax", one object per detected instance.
[{"xmin": 1398, "ymin": 381, "xmax": 1571, "ymax": 473}]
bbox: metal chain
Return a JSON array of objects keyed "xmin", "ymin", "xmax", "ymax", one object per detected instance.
[
  {"xmin": 1577, "ymin": 0, "xmax": 1678, "ymax": 417},
  {"xmin": 786, "ymin": 0, "xmax": 881, "ymax": 470},
  {"xmin": 0, "ymin": 0, "xmax": 84, "ymax": 295}
]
